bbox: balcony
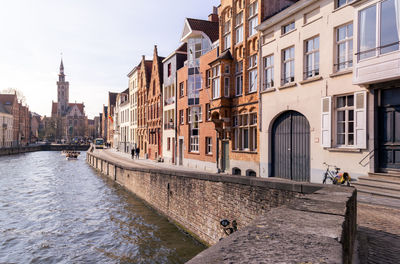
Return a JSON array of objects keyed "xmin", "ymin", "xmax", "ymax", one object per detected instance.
[
  {"xmin": 353, "ymin": 42, "xmax": 400, "ymax": 85},
  {"xmin": 164, "ymin": 97, "xmax": 175, "ymax": 106},
  {"xmin": 164, "ymin": 122, "xmax": 175, "ymax": 130}
]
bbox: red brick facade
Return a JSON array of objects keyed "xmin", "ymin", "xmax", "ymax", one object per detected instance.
[{"xmin": 147, "ymin": 46, "xmax": 165, "ymax": 160}]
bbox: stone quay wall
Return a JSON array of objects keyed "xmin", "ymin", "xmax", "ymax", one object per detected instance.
[
  {"xmin": 86, "ymin": 151, "xmax": 357, "ymax": 263},
  {"xmin": 0, "ymin": 144, "xmax": 90, "ymax": 157}
]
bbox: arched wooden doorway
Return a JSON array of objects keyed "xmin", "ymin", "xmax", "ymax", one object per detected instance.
[{"xmin": 272, "ymin": 111, "xmax": 310, "ymax": 182}]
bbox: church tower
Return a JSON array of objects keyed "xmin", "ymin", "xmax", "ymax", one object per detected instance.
[{"xmin": 57, "ymin": 59, "xmax": 69, "ymax": 115}]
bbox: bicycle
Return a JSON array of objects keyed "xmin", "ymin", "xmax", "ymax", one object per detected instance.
[{"xmin": 322, "ymin": 162, "xmax": 351, "ymax": 186}]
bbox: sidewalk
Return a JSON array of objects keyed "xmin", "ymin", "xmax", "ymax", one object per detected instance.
[{"xmin": 93, "ymin": 148, "xmax": 219, "ymax": 175}]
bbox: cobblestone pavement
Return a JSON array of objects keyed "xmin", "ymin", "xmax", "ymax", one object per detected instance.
[{"xmin": 357, "ymin": 202, "xmax": 400, "ymax": 264}]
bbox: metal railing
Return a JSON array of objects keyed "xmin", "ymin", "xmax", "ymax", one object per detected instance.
[{"xmin": 359, "ymin": 148, "xmax": 377, "ymax": 167}]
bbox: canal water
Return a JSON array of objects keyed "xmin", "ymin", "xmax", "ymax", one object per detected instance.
[{"xmin": 0, "ymin": 151, "xmax": 205, "ymax": 264}]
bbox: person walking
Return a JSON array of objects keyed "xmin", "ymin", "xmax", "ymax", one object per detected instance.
[
  {"xmin": 135, "ymin": 147, "xmax": 140, "ymax": 159},
  {"xmin": 131, "ymin": 148, "xmax": 135, "ymax": 159}
]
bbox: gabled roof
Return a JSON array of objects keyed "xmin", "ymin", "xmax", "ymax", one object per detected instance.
[
  {"xmin": 182, "ymin": 18, "xmax": 219, "ymax": 43},
  {"xmin": 69, "ymin": 103, "xmax": 84, "ymax": 114},
  {"xmin": 209, "ymin": 50, "xmax": 233, "ymax": 65}
]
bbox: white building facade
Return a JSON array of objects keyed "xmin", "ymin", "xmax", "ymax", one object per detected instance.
[
  {"xmin": 128, "ymin": 66, "xmax": 139, "ymax": 151},
  {"xmin": 115, "ymin": 90, "xmax": 130, "ymax": 153},
  {"xmin": 257, "ymin": 0, "xmax": 371, "ymax": 183}
]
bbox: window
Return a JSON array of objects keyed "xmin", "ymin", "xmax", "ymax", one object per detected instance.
[
  {"xmin": 212, "ymin": 65, "xmax": 220, "ymax": 99},
  {"xmin": 282, "ymin": 22, "xmax": 295, "ymax": 34},
  {"xmin": 304, "ymin": 36, "xmax": 320, "ymax": 79},
  {"xmin": 248, "ymin": 1, "xmax": 259, "ymax": 37},
  {"xmin": 224, "ymin": 77, "xmax": 230, "ymax": 97},
  {"xmin": 336, "ymin": 95, "xmax": 354, "ymax": 146},
  {"xmin": 178, "ymin": 109, "xmax": 183, "ymax": 125},
  {"xmin": 223, "ymin": 20, "xmax": 231, "ymax": 50},
  {"xmin": 358, "ymin": 0, "xmax": 399, "ymax": 60},
  {"xmin": 233, "ymin": 112, "xmax": 257, "ymax": 151},
  {"xmin": 337, "ymin": 0, "xmax": 354, "ymax": 8},
  {"xmin": 206, "ymin": 69, "xmax": 211, "ymax": 88},
  {"xmin": 206, "ymin": 103, "xmax": 211, "ymax": 121},
  {"xmin": 190, "ymin": 136, "xmax": 199, "ymax": 152},
  {"xmin": 336, "ymin": 23, "xmax": 353, "ymax": 71},
  {"xmin": 248, "ymin": 54, "xmax": 257, "ymax": 93},
  {"xmin": 206, "ymin": 137, "xmax": 212, "ymax": 154},
  {"xmin": 235, "ymin": 61, "xmax": 243, "ymax": 96},
  {"xmin": 167, "ymin": 63, "xmax": 172, "ymax": 77},
  {"xmin": 282, "ymin": 47, "xmax": 295, "ymax": 84},
  {"xmin": 235, "ymin": 11, "xmax": 244, "ymax": 44},
  {"xmin": 264, "ymin": 55, "xmax": 274, "ymax": 90},
  {"xmin": 179, "ymin": 82, "xmax": 184, "ymax": 97}
]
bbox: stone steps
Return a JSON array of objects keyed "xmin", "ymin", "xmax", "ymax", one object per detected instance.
[
  {"xmin": 354, "ymin": 184, "xmax": 400, "ymax": 200},
  {"xmin": 353, "ymin": 172, "xmax": 400, "ymax": 201}
]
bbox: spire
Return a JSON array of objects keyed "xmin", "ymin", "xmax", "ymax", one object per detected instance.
[{"xmin": 60, "ymin": 58, "xmax": 64, "ymax": 75}]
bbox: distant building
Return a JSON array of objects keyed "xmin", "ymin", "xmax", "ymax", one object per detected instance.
[
  {"xmin": 128, "ymin": 64, "xmax": 140, "ymax": 151},
  {"xmin": 51, "ymin": 60, "xmax": 88, "ymax": 142},
  {"xmin": 87, "ymin": 119, "xmax": 96, "ymax": 139},
  {"xmin": 101, "ymin": 106, "xmax": 108, "ymax": 140},
  {"xmin": 30, "ymin": 112, "xmax": 41, "ymax": 143},
  {"xmin": 115, "ymin": 89, "xmax": 130, "ymax": 153},
  {"xmin": 107, "ymin": 92, "xmax": 118, "ymax": 146},
  {"xmin": 0, "ymin": 102, "xmax": 13, "ymax": 148},
  {"xmin": 0, "ymin": 93, "xmax": 31, "ymax": 146},
  {"xmin": 94, "ymin": 116, "xmax": 101, "ymax": 139}
]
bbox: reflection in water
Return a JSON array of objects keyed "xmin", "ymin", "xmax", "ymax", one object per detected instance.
[{"xmin": 0, "ymin": 152, "xmax": 205, "ymax": 263}]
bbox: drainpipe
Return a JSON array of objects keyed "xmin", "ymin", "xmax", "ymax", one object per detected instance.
[
  {"xmin": 174, "ymin": 71, "xmax": 178, "ymax": 165},
  {"xmin": 216, "ymin": 131, "xmax": 219, "ymax": 172},
  {"xmin": 258, "ymin": 31, "xmax": 263, "ymax": 177}
]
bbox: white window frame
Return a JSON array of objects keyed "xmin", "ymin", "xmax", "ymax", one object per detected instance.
[
  {"xmin": 264, "ymin": 54, "xmax": 274, "ymax": 90},
  {"xmin": 336, "ymin": 23, "xmax": 353, "ymax": 71},
  {"xmin": 235, "ymin": 11, "xmax": 244, "ymax": 44},
  {"xmin": 248, "ymin": 1, "xmax": 259, "ymax": 37},
  {"xmin": 358, "ymin": 1, "xmax": 400, "ymax": 61},
  {"xmin": 282, "ymin": 46, "xmax": 295, "ymax": 84},
  {"xmin": 206, "ymin": 137, "xmax": 212, "ymax": 154},
  {"xmin": 212, "ymin": 65, "xmax": 221, "ymax": 99},
  {"xmin": 248, "ymin": 54, "xmax": 257, "ymax": 93},
  {"xmin": 304, "ymin": 36, "xmax": 320, "ymax": 79},
  {"xmin": 282, "ymin": 21, "xmax": 295, "ymax": 35},
  {"xmin": 335, "ymin": 94, "xmax": 355, "ymax": 147},
  {"xmin": 337, "ymin": 0, "xmax": 354, "ymax": 9},
  {"xmin": 224, "ymin": 77, "xmax": 230, "ymax": 97}
]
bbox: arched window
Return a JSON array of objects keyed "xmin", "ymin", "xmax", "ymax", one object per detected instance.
[
  {"xmin": 232, "ymin": 167, "xmax": 241, "ymax": 175},
  {"xmin": 246, "ymin": 170, "xmax": 256, "ymax": 177}
]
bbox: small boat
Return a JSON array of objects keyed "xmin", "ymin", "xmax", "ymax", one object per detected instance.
[{"xmin": 66, "ymin": 151, "xmax": 80, "ymax": 160}]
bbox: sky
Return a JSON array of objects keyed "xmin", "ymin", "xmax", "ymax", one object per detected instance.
[{"xmin": 0, "ymin": 0, "xmax": 220, "ymax": 119}]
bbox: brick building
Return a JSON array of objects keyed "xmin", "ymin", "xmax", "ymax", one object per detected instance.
[
  {"xmin": 0, "ymin": 93, "xmax": 31, "ymax": 146},
  {"xmin": 176, "ymin": 12, "xmax": 220, "ymax": 171},
  {"xmin": 0, "ymin": 102, "xmax": 13, "ymax": 148},
  {"xmin": 137, "ymin": 56, "xmax": 153, "ymax": 158},
  {"xmin": 206, "ymin": 0, "xmax": 298, "ymax": 176},
  {"xmin": 147, "ymin": 46, "xmax": 165, "ymax": 160},
  {"xmin": 51, "ymin": 60, "xmax": 88, "ymax": 142}
]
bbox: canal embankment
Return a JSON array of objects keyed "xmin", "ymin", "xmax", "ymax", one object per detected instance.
[
  {"xmin": 0, "ymin": 144, "xmax": 90, "ymax": 156},
  {"xmin": 87, "ymin": 149, "xmax": 357, "ymax": 264}
]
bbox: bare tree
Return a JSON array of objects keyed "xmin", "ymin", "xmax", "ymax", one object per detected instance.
[{"xmin": 1, "ymin": 88, "xmax": 27, "ymax": 105}]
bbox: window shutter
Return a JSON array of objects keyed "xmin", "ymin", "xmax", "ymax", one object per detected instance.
[
  {"xmin": 355, "ymin": 91, "xmax": 367, "ymax": 149},
  {"xmin": 321, "ymin": 96, "xmax": 332, "ymax": 148}
]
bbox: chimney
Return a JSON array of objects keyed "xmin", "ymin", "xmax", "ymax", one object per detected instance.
[{"xmin": 208, "ymin": 6, "xmax": 218, "ymax": 22}]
